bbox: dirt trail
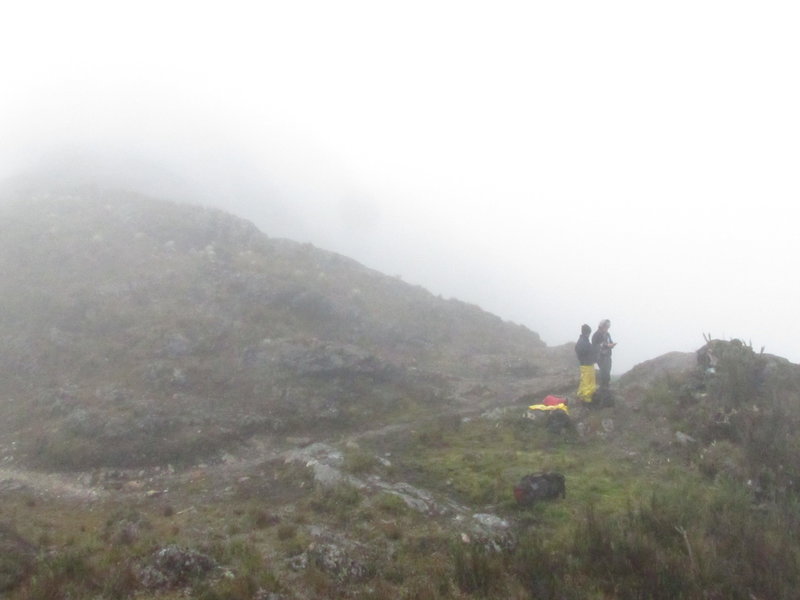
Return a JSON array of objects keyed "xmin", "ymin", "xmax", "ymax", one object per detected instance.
[
  {"xmin": 0, "ymin": 466, "xmax": 107, "ymax": 501},
  {"xmin": 0, "ymin": 388, "xmax": 533, "ymax": 503}
]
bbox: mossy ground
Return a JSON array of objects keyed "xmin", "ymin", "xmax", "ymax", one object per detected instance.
[{"xmin": 4, "ymin": 378, "xmax": 799, "ymax": 600}]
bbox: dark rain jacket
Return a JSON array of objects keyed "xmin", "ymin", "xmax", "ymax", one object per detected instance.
[{"xmin": 575, "ymin": 333, "xmax": 595, "ymax": 366}]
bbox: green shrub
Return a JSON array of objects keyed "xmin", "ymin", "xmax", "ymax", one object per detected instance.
[
  {"xmin": 373, "ymin": 492, "xmax": 409, "ymax": 516},
  {"xmin": 17, "ymin": 550, "xmax": 99, "ymax": 600},
  {"xmin": 707, "ymin": 340, "xmax": 765, "ymax": 408},
  {"xmin": 510, "ymin": 532, "xmax": 576, "ymax": 599},
  {"xmin": 450, "ymin": 540, "xmax": 506, "ymax": 596},
  {"xmin": 195, "ymin": 571, "xmax": 281, "ymax": 600},
  {"xmin": 308, "ymin": 482, "xmax": 362, "ymax": 521},
  {"xmin": 697, "ymin": 440, "xmax": 746, "ymax": 481},
  {"xmin": 508, "ymin": 481, "xmax": 800, "ymax": 600},
  {"xmin": 246, "ymin": 507, "xmax": 275, "ymax": 530},
  {"xmin": 0, "ymin": 523, "xmax": 36, "ymax": 593},
  {"xmin": 100, "ymin": 560, "xmax": 139, "ymax": 600},
  {"xmin": 343, "ymin": 446, "xmax": 379, "ymax": 474},
  {"xmin": 276, "ymin": 523, "xmax": 296, "ymax": 541}
]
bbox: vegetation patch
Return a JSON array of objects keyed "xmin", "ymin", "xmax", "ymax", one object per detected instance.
[{"xmin": 3, "ymin": 193, "xmax": 800, "ymax": 598}]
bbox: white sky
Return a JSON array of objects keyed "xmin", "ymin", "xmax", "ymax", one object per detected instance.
[{"xmin": 2, "ymin": 1, "xmax": 798, "ymax": 372}]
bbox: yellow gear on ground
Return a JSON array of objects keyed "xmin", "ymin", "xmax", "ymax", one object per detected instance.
[
  {"xmin": 527, "ymin": 403, "xmax": 569, "ymax": 416},
  {"xmin": 577, "ymin": 365, "xmax": 597, "ymax": 402}
]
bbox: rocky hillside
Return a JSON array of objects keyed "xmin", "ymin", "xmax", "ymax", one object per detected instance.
[
  {"xmin": 3, "ymin": 188, "xmax": 800, "ymax": 599},
  {"xmin": 0, "ymin": 189, "xmax": 573, "ymax": 469},
  {"xmin": 1, "ymin": 335, "xmax": 799, "ymax": 599},
  {"xmin": 617, "ymin": 339, "xmax": 800, "ymax": 499}
]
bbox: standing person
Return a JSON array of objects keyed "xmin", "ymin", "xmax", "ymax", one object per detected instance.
[
  {"xmin": 592, "ymin": 319, "xmax": 617, "ymax": 405},
  {"xmin": 575, "ymin": 324, "xmax": 597, "ymax": 404}
]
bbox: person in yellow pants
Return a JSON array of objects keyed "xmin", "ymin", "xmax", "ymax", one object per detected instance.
[{"xmin": 575, "ymin": 324, "xmax": 597, "ymax": 403}]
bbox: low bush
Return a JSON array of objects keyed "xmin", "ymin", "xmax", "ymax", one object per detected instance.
[
  {"xmin": 505, "ymin": 480, "xmax": 800, "ymax": 599},
  {"xmin": 343, "ymin": 446, "xmax": 379, "ymax": 474},
  {"xmin": 308, "ymin": 482, "xmax": 362, "ymax": 522},
  {"xmin": 0, "ymin": 523, "xmax": 36, "ymax": 593},
  {"xmin": 15, "ymin": 550, "xmax": 99, "ymax": 600},
  {"xmin": 450, "ymin": 540, "xmax": 506, "ymax": 597}
]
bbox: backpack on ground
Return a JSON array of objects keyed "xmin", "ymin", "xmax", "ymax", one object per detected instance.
[{"xmin": 513, "ymin": 472, "xmax": 566, "ymax": 506}]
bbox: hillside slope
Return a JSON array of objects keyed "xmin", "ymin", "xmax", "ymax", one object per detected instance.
[
  {"xmin": 2, "ymin": 335, "xmax": 800, "ymax": 599},
  {"xmin": 2, "ymin": 189, "xmax": 800, "ymax": 598},
  {"xmin": 0, "ymin": 189, "xmax": 572, "ymax": 468}
]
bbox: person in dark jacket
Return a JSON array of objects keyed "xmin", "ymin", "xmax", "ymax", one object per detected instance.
[
  {"xmin": 591, "ymin": 319, "xmax": 616, "ymax": 404},
  {"xmin": 575, "ymin": 324, "xmax": 597, "ymax": 403}
]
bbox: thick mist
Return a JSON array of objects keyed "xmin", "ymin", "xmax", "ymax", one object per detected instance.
[{"xmin": 2, "ymin": 1, "xmax": 799, "ymax": 373}]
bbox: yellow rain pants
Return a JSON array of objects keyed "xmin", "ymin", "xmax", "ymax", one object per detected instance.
[{"xmin": 577, "ymin": 365, "xmax": 597, "ymax": 403}]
